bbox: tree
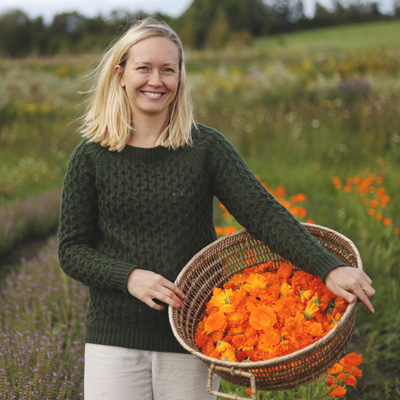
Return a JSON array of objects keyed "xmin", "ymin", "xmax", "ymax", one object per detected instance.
[
  {"xmin": 313, "ymin": 2, "xmax": 336, "ymax": 26},
  {"xmin": 395, "ymin": 0, "xmax": 400, "ymax": 16},
  {"xmin": 205, "ymin": 8, "xmax": 231, "ymax": 48},
  {"xmin": 178, "ymin": 0, "xmax": 268, "ymax": 48},
  {"xmin": 0, "ymin": 10, "xmax": 31, "ymax": 57}
]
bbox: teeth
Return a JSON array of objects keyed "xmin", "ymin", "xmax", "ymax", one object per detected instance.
[{"xmin": 143, "ymin": 92, "xmax": 162, "ymax": 98}]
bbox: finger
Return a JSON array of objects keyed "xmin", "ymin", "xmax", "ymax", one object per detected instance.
[
  {"xmin": 361, "ymin": 284, "xmax": 376, "ymax": 298},
  {"xmin": 358, "ymin": 269, "xmax": 373, "ymax": 285},
  {"xmin": 353, "ymin": 287, "xmax": 375, "ymax": 313},
  {"xmin": 336, "ymin": 287, "xmax": 356, "ymax": 305},
  {"xmin": 152, "ymin": 289, "xmax": 183, "ymax": 308},
  {"xmin": 150, "ymin": 298, "xmax": 167, "ymax": 310},
  {"xmin": 159, "ymin": 279, "xmax": 185, "ymax": 300}
]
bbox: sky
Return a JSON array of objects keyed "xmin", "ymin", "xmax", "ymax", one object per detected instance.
[{"xmin": 0, "ymin": 0, "xmax": 395, "ymax": 22}]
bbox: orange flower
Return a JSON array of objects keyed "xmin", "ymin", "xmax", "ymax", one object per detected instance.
[
  {"xmin": 278, "ymin": 262, "xmax": 293, "ymax": 279},
  {"xmin": 259, "ymin": 327, "xmax": 281, "ymax": 347},
  {"xmin": 279, "ymin": 282, "xmax": 292, "ymax": 296},
  {"xmin": 224, "ymin": 226, "xmax": 237, "ymax": 235},
  {"xmin": 328, "ymin": 384, "xmax": 347, "ymax": 397},
  {"xmin": 231, "ymin": 333, "xmax": 249, "ymax": 350},
  {"xmin": 350, "ymin": 366, "xmax": 362, "ymax": 378},
  {"xmin": 304, "ymin": 300, "xmax": 319, "ymax": 319},
  {"xmin": 215, "ymin": 226, "xmax": 223, "ymax": 236},
  {"xmin": 204, "ymin": 311, "xmax": 227, "ymax": 334},
  {"xmin": 243, "ymin": 273, "xmax": 269, "ymax": 291},
  {"xmin": 299, "ymin": 289, "xmax": 313, "ymax": 302},
  {"xmin": 337, "ymin": 373, "xmax": 357, "ymax": 386},
  {"xmin": 332, "ymin": 176, "xmax": 342, "ymax": 189},
  {"xmin": 340, "ymin": 352, "xmax": 363, "ymax": 368},
  {"xmin": 370, "ymin": 199, "xmax": 379, "ymax": 208},
  {"xmin": 382, "ymin": 217, "xmax": 392, "ymax": 226},
  {"xmin": 208, "ymin": 288, "xmax": 234, "ymax": 312},
  {"xmin": 394, "ymin": 228, "xmax": 399, "ymax": 235},
  {"xmin": 375, "ymin": 212, "xmax": 383, "ymax": 221},
  {"xmin": 342, "ymin": 185, "xmax": 352, "ymax": 193},
  {"xmin": 290, "ymin": 193, "xmax": 307, "ymax": 203},
  {"xmin": 327, "ymin": 362, "xmax": 344, "ymax": 375},
  {"xmin": 275, "ymin": 185, "xmax": 287, "ymax": 198},
  {"xmin": 197, "ymin": 261, "xmax": 350, "ymax": 363},
  {"xmin": 249, "ymin": 306, "xmax": 277, "ymax": 330},
  {"xmin": 216, "ymin": 341, "xmax": 236, "ymax": 361},
  {"xmin": 224, "ymin": 274, "xmax": 247, "ymax": 290}
]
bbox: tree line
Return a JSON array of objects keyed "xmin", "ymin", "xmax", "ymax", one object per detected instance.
[{"xmin": 1, "ymin": 0, "xmax": 399, "ymax": 57}]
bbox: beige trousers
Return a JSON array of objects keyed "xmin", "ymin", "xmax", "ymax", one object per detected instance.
[{"xmin": 84, "ymin": 343, "xmax": 220, "ymax": 400}]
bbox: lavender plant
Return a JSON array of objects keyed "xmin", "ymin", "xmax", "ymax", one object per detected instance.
[
  {"xmin": 0, "ymin": 238, "xmax": 88, "ymax": 399},
  {"xmin": 0, "ymin": 188, "xmax": 61, "ymax": 258}
]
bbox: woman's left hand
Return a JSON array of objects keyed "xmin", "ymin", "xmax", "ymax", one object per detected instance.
[{"xmin": 325, "ymin": 266, "xmax": 376, "ymax": 313}]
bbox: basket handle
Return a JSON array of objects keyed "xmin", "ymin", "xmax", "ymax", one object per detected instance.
[{"xmin": 207, "ymin": 363, "xmax": 257, "ymax": 400}]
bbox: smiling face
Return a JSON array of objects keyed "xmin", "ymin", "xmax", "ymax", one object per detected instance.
[{"xmin": 116, "ymin": 36, "xmax": 180, "ymax": 124}]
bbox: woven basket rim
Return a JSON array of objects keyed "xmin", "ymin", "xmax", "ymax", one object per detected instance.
[{"xmin": 169, "ymin": 223, "xmax": 361, "ymax": 368}]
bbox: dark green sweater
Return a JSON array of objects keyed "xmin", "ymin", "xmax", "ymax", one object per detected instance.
[{"xmin": 58, "ymin": 123, "xmax": 344, "ymax": 353}]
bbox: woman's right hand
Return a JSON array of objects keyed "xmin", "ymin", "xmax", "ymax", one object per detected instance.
[{"xmin": 127, "ymin": 269, "xmax": 185, "ymax": 310}]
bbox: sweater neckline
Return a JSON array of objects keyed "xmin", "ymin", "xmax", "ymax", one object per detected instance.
[{"xmin": 122, "ymin": 144, "xmax": 171, "ymax": 161}]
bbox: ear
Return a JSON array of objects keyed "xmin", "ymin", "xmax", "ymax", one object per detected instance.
[{"xmin": 114, "ymin": 65, "xmax": 125, "ymax": 87}]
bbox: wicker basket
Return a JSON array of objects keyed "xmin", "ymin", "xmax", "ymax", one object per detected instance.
[{"xmin": 168, "ymin": 224, "xmax": 361, "ymax": 399}]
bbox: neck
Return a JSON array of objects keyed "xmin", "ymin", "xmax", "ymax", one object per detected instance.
[{"xmin": 128, "ymin": 114, "xmax": 168, "ymax": 148}]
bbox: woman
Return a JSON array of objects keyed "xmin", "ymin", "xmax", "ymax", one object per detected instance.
[{"xmin": 58, "ymin": 17, "xmax": 375, "ymax": 400}]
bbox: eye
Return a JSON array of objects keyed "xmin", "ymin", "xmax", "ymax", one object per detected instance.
[
  {"xmin": 163, "ymin": 67, "xmax": 176, "ymax": 74},
  {"xmin": 137, "ymin": 66, "xmax": 149, "ymax": 71}
]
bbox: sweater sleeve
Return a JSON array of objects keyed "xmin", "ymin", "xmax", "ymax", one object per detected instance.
[
  {"xmin": 205, "ymin": 127, "xmax": 345, "ymax": 281},
  {"xmin": 58, "ymin": 141, "xmax": 134, "ymax": 293}
]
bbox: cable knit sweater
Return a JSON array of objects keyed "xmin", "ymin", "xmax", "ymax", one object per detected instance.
[{"xmin": 58, "ymin": 123, "xmax": 344, "ymax": 353}]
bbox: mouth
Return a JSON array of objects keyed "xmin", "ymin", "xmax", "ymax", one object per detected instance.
[{"xmin": 141, "ymin": 91, "xmax": 164, "ymax": 99}]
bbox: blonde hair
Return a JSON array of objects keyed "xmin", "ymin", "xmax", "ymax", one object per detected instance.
[{"xmin": 80, "ymin": 17, "xmax": 194, "ymax": 151}]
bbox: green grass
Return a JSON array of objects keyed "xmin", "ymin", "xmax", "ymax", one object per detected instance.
[{"xmin": 255, "ymin": 20, "xmax": 400, "ymax": 51}]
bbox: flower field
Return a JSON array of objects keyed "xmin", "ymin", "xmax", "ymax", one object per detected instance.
[{"xmin": 0, "ymin": 21, "xmax": 399, "ymax": 399}]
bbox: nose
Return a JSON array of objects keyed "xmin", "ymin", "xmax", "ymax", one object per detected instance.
[{"xmin": 148, "ymin": 70, "xmax": 162, "ymax": 87}]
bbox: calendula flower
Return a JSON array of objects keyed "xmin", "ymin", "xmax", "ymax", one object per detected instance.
[
  {"xmin": 208, "ymin": 288, "xmax": 234, "ymax": 312},
  {"xmin": 225, "ymin": 225, "xmax": 237, "ymax": 235},
  {"xmin": 277, "ymin": 262, "xmax": 293, "ymax": 279},
  {"xmin": 383, "ymin": 217, "xmax": 392, "ymax": 226},
  {"xmin": 204, "ymin": 311, "xmax": 227, "ymax": 334},
  {"xmin": 215, "ymin": 226, "xmax": 223, "ymax": 236},
  {"xmin": 350, "ymin": 366, "xmax": 363, "ymax": 378},
  {"xmin": 327, "ymin": 363, "xmax": 344, "ymax": 375},
  {"xmin": 304, "ymin": 300, "xmax": 319, "ymax": 319},
  {"xmin": 249, "ymin": 306, "xmax": 277, "ymax": 330},
  {"xmin": 340, "ymin": 352, "xmax": 363, "ymax": 368},
  {"xmin": 279, "ymin": 282, "xmax": 292, "ymax": 296},
  {"xmin": 337, "ymin": 373, "xmax": 357, "ymax": 386},
  {"xmin": 244, "ymin": 272, "xmax": 269, "ymax": 291},
  {"xmin": 299, "ymin": 289, "xmax": 313, "ymax": 302},
  {"xmin": 197, "ymin": 261, "xmax": 347, "ymax": 362},
  {"xmin": 328, "ymin": 384, "xmax": 347, "ymax": 397}
]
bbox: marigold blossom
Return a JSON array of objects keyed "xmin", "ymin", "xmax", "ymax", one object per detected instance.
[
  {"xmin": 328, "ymin": 384, "xmax": 347, "ymax": 398},
  {"xmin": 195, "ymin": 262, "xmax": 347, "ymax": 362}
]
